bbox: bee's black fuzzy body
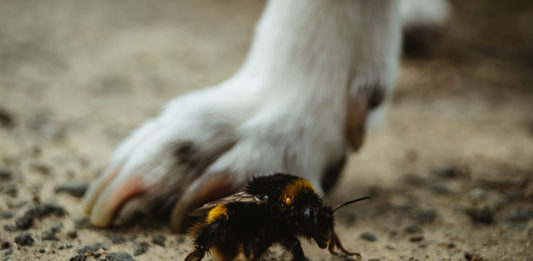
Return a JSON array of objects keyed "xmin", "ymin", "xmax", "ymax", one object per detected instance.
[{"xmin": 185, "ymin": 173, "xmax": 359, "ymax": 261}]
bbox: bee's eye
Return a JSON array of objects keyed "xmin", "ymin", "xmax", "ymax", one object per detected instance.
[
  {"xmin": 303, "ymin": 208, "xmax": 311, "ymax": 219},
  {"xmin": 303, "ymin": 208, "xmax": 317, "ymax": 225}
]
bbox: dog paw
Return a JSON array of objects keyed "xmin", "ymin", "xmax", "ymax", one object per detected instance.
[{"xmin": 82, "ymin": 89, "xmax": 247, "ymax": 231}]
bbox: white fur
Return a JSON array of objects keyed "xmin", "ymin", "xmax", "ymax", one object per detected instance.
[
  {"xmin": 400, "ymin": 0, "xmax": 451, "ymax": 28},
  {"xmin": 83, "ymin": 0, "xmax": 448, "ymax": 227}
]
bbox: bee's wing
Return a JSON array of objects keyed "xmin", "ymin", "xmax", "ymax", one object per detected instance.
[{"xmin": 188, "ymin": 191, "xmax": 266, "ymax": 217}]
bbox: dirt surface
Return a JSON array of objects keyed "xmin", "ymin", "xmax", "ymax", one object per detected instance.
[{"xmin": 1, "ymin": 0, "xmax": 532, "ymax": 260}]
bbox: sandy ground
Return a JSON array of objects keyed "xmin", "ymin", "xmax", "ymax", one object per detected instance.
[{"xmin": 1, "ymin": 0, "xmax": 532, "ymax": 260}]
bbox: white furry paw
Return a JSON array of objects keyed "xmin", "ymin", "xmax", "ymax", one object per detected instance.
[{"xmin": 82, "ymin": 88, "xmax": 248, "ymax": 231}]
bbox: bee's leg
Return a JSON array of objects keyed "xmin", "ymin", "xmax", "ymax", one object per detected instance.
[
  {"xmin": 184, "ymin": 248, "xmax": 206, "ymax": 261},
  {"xmin": 280, "ymin": 237, "xmax": 306, "ymax": 261},
  {"xmin": 243, "ymin": 238, "xmax": 272, "ymax": 261},
  {"xmin": 332, "ymin": 232, "xmax": 360, "ymax": 258},
  {"xmin": 242, "ymin": 241, "xmax": 253, "ymax": 260},
  {"xmin": 213, "ymin": 245, "xmax": 239, "ymax": 261},
  {"xmin": 186, "ymin": 220, "xmax": 226, "ymax": 261}
]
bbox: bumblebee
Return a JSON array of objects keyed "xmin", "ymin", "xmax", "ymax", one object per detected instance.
[{"xmin": 185, "ymin": 173, "xmax": 370, "ymax": 261}]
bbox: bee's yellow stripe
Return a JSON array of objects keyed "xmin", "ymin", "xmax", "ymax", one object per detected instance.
[
  {"xmin": 280, "ymin": 178, "xmax": 316, "ymax": 205},
  {"xmin": 207, "ymin": 204, "xmax": 228, "ymax": 223}
]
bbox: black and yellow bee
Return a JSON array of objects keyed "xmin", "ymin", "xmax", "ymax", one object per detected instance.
[{"xmin": 185, "ymin": 173, "xmax": 370, "ymax": 261}]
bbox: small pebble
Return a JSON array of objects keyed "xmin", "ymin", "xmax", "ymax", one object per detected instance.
[
  {"xmin": 67, "ymin": 230, "xmax": 78, "ymax": 239},
  {"xmin": 8, "ymin": 200, "xmax": 27, "ymax": 209},
  {"xmin": 0, "ymin": 108, "xmax": 15, "ymax": 128},
  {"xmin": 76, "ymin": 242, "xmax": 108, "ymax": 255},
  {"xmin": 105, "ymin": 251, "xmax": 136, "ymax": 261},
  {"xmin": 58, "ymin": 244, "xmax": 74, "ymax": 250},
  {"xmin": 69, "ymin": 255, "xmax": 87, "ymax": 261},
  {"xmin": 464, "ymin": 251, "xmax": 486, "ymax": 261},
  {"xmin": 152, "ymin": 234, "xmax": 166, "ymax": 247},
  {"xmin": 0, "ymin": 211, "xmax": 14, "ymax": 219},
  {"xmin": 433, "ymin": 165, "xmax": 464, "ymax": 179},
  {"xmin": 416, "ymin": 209, "xmax": 438, "ymax": 224},
  {"xmin": 175, "ymin": 235, "xmax": 185, "ymax": 244},
  {"xmin": 430, "ymin": 184, "xmax": 451, "ymax": 195},
  {"xmin": 15, "ymin": 202, "xmax": 66, "ymax": 229},
  {"xmin": 1, "ymin": 241, "xmax": 10, "ymax": 249},
  {"xmin": 30, "ymin": 161, "xmax": 51, "ymax": 175},
  {"xmin": 360, "ymin": 232, "xmax": 377, "ymax": 242},
  {"xmin": 0, "ymin": 168, "xmax": 12, "ymax": 180},
  {"xmin": 3, "ymin": 248, "xmax": 13, "ymax": 257},
  {"xmin": 14, "ymin": 232, "xmax": 34, "ymax": 246},
  {"xmin": 42, "ymin": 228, "xmax": 60, "ymax": 241},
  {"xmin": 404, "ymin": 225, "xmax": 423, "ymax": 234},
  {"xmin": 107, "ymin": 234, "xmax": 127, "ymax": 244},
  {"xmin": 466, "ymin": 206, "xmax": 494, "ymax": 225},
  {"xmin": 26, "ymin": 111, "xmax": 66, "ymax": 140},
  {"xmin": 3, "ymin": 184, "xmax": 17, "ymax": 197},
  {"xmin": 133, "ymin": 241, "xmax": 150, "ymax": 256},
  {"xmin": 409, "ymin": 235, "xmax": 424, "ymax": 242},
  {"xmin": 54, "ymin": 182, "xmax": 89, "ymax": 198},
  {"xmin": 50, "ymin": 223, "xmax": 63, "ymax": 232},
  {"xmin": 15, "ymin": 214, "xmax": 33, "ymax": 229},
  {"xmin": 74, "ymin": 217, "xmax": 92, "ymax": 229},
  {"xmin": 4, "ymin": 224, "xmax": 17, "ymax": 232},
  {"xmin": 507, "ymin": 207, "xmax": 533, "ymax": 223}
]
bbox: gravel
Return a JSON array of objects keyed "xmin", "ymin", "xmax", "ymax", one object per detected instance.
[
  {"xmin": 466, "ymin": 206, "xmax": 494, "ymax": 225},
  {"xmin": 1, "ymin": 241, "xmax": 10, "ymax": 249},
  {"xmin": 3, "ymin": 224, "xmax": 17, "ymax": 232},
  {"xmin": 107, "ymin": 234, "xmax": 127, "ymax": 244},
  {"xmin": 42, "ymin": 224, "xmax": 62, "ymax": 241},
  {"xmin": 69, "ymin": 255, "xmax": 87, "ymax": 261},
  {"xmin": 409, "ymin": 235, "xmax": 424, "ymax": 242},
  {"xmin": 76, "ymin": 242, "xmax": 108, "ymax": 255},
  {"xmin": 507, "ymin": 207, "xmax": 533, "ymax": 223},
  {"xmin": 3, "ymin": 184, "xmax": 17, "ymax": 197},
  {"xmin": 415, "ymin": 209, "xmax": 438, "ymax": 224},
  {"xmin": 0, "ymin": 108, "xmax": 15, "ymax": 128},
  {"xmin": 464, "ymin": 251, "xmax": 487, "ymax": 261},
  {"xmin": 404, "ymin": 225, "xmax": 423, "ymax": 234},
  {"xmin": 105, "ymin": 251, "xmax": 136, "ymax": 261},
  {"xmin": 54, "ymin": 182, "xmax": 89, "ymax": 198},
  {"xmin": 0, "ymin": 168, "xmax": 12, "ymax": 180},
  {"xmin": 360, "ymin": 232, "xmax": 377, "ymax": 242},
  {"xmin": 432, "ymin": 165, "xmax": 467, "ymax": 179},
  {"xmin": 14, "ymin": 232, "xmax": 34, "ymax": 246},
  {"xmin": 152, "ymin": 234, "xmax": 166, "ymax": 247},
  {"xmin": 133, "ymin": 241, "xmax": 150, "ymax": 256},
  {"xmin": 0, "ymin": 211, "xmax": 14, "ymax": 219},
  {"xmin": 15, "ymin": 202, "xmax": 66, "ymax": 229},
  {"xmin": 74, "ymin": 217, "xmax": 92, "ymax": 229}
]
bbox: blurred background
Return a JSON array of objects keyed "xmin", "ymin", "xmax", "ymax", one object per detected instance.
[{"xmin": 0, "ymin": 0, "xmax": 532, "ymax": 260}]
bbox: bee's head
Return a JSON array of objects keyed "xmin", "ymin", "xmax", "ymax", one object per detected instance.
[
  {"xmin": 301, "ymin": 205, "xmax": 334, "ymax": 249},
  {"xmin": 300, "ymin": 196, "xmax": 371, "ymax": 249}
]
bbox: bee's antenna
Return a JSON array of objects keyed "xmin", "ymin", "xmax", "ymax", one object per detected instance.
[{"xmin": 332, "ymin": 196, "xmax": 371, "ymax": 213}]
